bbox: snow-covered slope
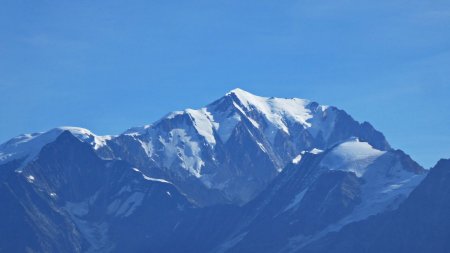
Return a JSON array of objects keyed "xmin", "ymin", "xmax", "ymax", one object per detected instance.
[
  {"xmin": 227, "ymin": 88, "xmax": 321, "ymax": 140},
  {"xmin": 320, "ymin": 138, "xmax": 386, "ymax": 176},
  {"xmin": 0, "ymin": 127, "xmax": 111, "ymax": 170},
  {"xmin": 124, "ymin": 88, "xmax": 324, "ymax": 145},
  {"xmin": 301, "ymin": 159, "xmax": 450, "ymax": 253},
  {"xmin": 0, "ymin": 89, "xmax": 391, "ymax": 205},
  {"xmin": 0, "ymin": 131, "xmax": 192, "ymax": 253},
  {"xmin": 319, "ymin": 139, "xmax": 425, "ymax": 225},
  {"xmin": 107, "ymin": 88, "xmax": 390, "ymax": 205},
  {"xmin": 215, "ymin": 138, "xmax": 425, "ymax": 253},
  {"xmin": 0, "ymin": 88, "xmax": 433, "ymax": 253}
]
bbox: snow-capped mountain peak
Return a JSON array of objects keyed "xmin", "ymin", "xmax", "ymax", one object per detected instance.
[
  {"xmin": 127, "ymin": 89, "xmax": 329, "ymax": 144},
  {"xmin": 0, "ymin": 89, "xmax": 435, "ymax": 253},
  {"xmin": 320, "ymin": 138, "xmax": 386, "ymax": 177},
  {"xmin": 226, "ymin": 88, "xmax": 317, "ymax": 134},
  {"xmin": 0, "ymin": 89, "xmax": 391, "ymax": 205},
  {"xmin": 0, "ymin": 127, "xmax": 111, "ymax": 169}
]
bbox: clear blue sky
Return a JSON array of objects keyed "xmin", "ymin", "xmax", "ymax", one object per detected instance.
[{"xmin": 1, "ymin": 0, "xmax": 449, "ymax": 168}]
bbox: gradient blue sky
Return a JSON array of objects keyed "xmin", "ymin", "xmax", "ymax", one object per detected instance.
[{"xmin": 1, "ymin": 0, "xmax": 449, "ymax": 168}]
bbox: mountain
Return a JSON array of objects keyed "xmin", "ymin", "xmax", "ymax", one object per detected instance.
[
  {"xmin": 0, "ymin": 89, "xmax": 435, "ymax": 253},
  {"xmin": 0, "ymin": 127, "xmax": 111, "ymax": 169},
  {"xmin": 211, "ymin": 138, "xmax": 425, "ymax": 253},
  {"xmin": 301, "ymin": 158, "xmax": 450, "ymax": 253},
  {"xmin": 0, "ymin": 131, "xmax": 192, "ymax": 253},
  {"xmin": 0, "ymin": 89, "xmax": 391, "ymax": 206}
]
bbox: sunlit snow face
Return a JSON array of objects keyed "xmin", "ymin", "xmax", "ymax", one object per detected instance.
[{"xmin": 320, "ymin": 138, "xmax": 386, "ymax": 177}]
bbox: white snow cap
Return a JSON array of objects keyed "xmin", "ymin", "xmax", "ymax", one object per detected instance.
[
  {"xmin": 126, "ymin": 88, "xmax": 331, "ymax": 144},
  {"xmin": 227, "ymin": 88, "xmax": 314, "ymax": 132},
  {"xmin": 320, "ymin": 138, "xmax": 386, "ymax": 177}
]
